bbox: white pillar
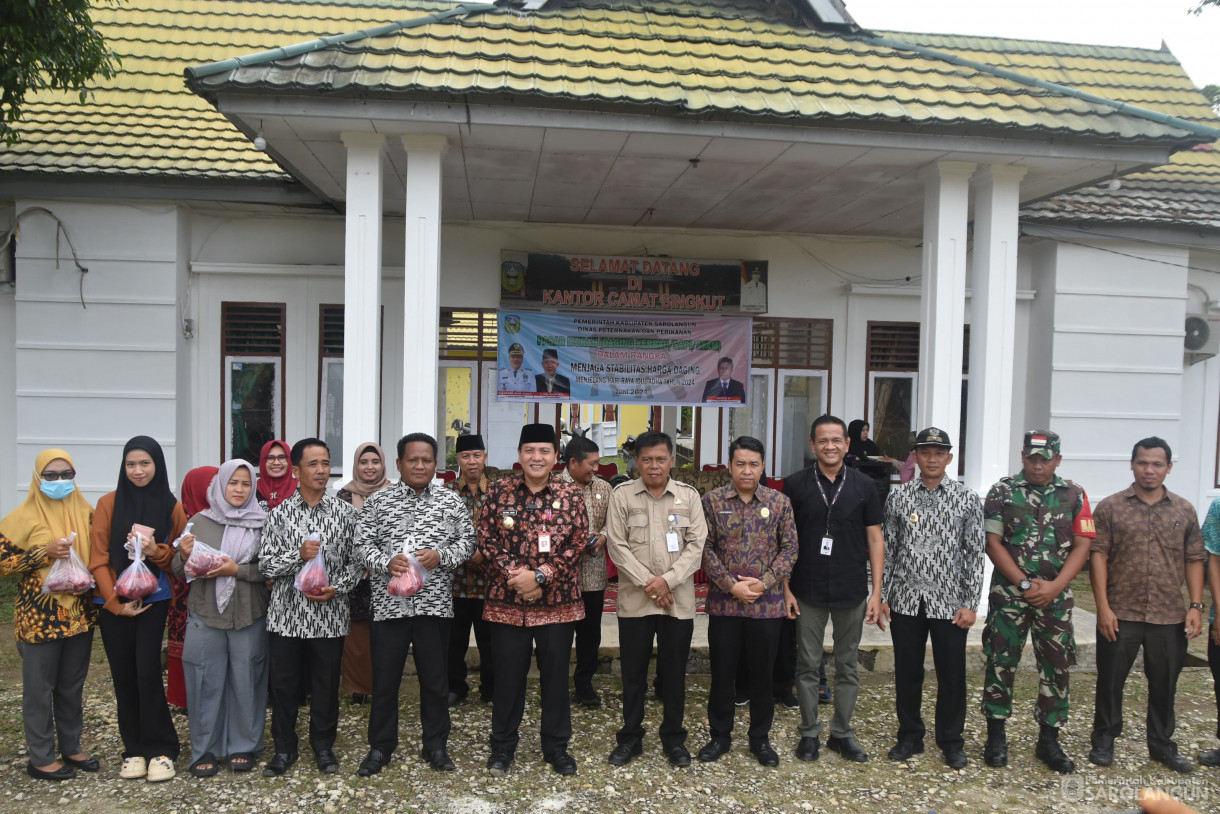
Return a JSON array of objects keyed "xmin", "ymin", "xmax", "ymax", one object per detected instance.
[
  {"xmin": 917, "ymin": 161, "xmax": 976, "ymax": 434},
  {"xmin": 341, "ymin": 132, "xmax": 385, "ymax": 474},
  {"xmin": 965, "ymin": 165, "xmax": 1026, "ymax": 494},
  {"xmin": 400, "ymin": 134, "xmax": 447, "ymax": 438}
]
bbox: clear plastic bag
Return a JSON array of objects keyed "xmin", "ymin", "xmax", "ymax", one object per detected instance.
[
  {"xmin": 183, "ymin": 539, "xmax": 227, "ymax": 582},
  {"xmin": 115, "ymin": 549, "xmax": 159, "ymax": 599},
  {"xmin": 387, "ymin": 550, "xmax": 430, "ymax": 597},
  {"xmin": 42, "ymin": 535, "xmax": 94, "ymax": 594},
  {"xmin": 294, "ymin": 534, "xmax": 330, "ymax": 593}
]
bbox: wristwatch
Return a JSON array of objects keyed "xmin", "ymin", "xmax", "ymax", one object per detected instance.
[
  {"xmin": 1018, "ymin": 577, "xmax": 1033, "ymax": 592},
  {"xmin": 1190, "ymin": 602, "xmax": 1205, "ymax": 611},
  {"xmin": 534, "ymin": 570, "xmax": 547, "ymax": 586}
]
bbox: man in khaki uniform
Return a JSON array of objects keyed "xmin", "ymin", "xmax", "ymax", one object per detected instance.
[{"xmin": 605, "ymin": 431, "xmax": 707, "ymax": 767}]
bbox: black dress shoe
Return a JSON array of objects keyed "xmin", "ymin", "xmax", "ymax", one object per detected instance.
[
  {"xmin": 447, "ymin": 691, "xmax": 463, "ymax": 707},
  {"xmin": 1198, "ymin": 748, "xmax": 1220, "ymax": 767},
  {"xmin": 1152, "ymin": 751, "xmax": 1194, "ymax": 774},
  {"xmin": 608, "ymin": 742, "xmax": 642, "ymax": 766},
  {"xmin": 774, "ymin": 691, "xmax": 799, "ymax": 709},
  {"xmin": 573, "ymin": 690, "xmax": 602, "ymax": 708},
  {"xmin": 887, "ymin": 740, "xmax": 924, "ymax": 761},
  {"xmin": 750, "ymin": 740, "xmax": 780, "ymax": 767},
  {"xmin": 356, "ymin": 749, "xmax": 391, "ymax": 777},
  {"xmin": 1088, "ymin": 739, "xmax": 1114, "ymax": 767},
  {"xmin": 666, "ymin": 745, "xmax": 692, "ymax": 767},
  {"xmin": 943, "ymin": 747, "xmax": 968, "ymax": 770},
  {"xmin": 827, "ymin": 735, "xmax": 868, "ymax": 762},
  {"xmin": 795, "ymin": 737, "xmax": 819, "ymax": 762},
  {"xmin": 420, "ymin": 747, "xmax": 455, "ymax": 772},
  {"xmin": 545, "ymin": 751, "xmax": 577, "ymax": 776},
  {"xmin": 697, "ymin": 740, "xmax": 730, "ymax": 763},
  {"xmin": 62, "ymin": 754, "xmax": 100, "ymax": 772},
  {"xmin": 315, "ymin": 749, "xmax": 339, "ymax": 774},
  {"xmin": 486, "ymin": 750, "xmax": 513, "ymax": 777},
  {"xmin": 262, "ymin": 751, "xmax": 299, "ymax": 777},
  {"xmin": 27, "ymin": 762, "xmax": 75, "ymax": 782}
]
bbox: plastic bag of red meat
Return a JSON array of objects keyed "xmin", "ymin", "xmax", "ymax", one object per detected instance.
[
  {"xmin": 115, "ymin": 554, "xmax": 159, "ymax": 599},
  {"xmin": 42, "ymin": 536, "xmax": 95, "ymax": 595},
  {"xmin": 387, "ymin": 551, "xmax": 430, "ymax": 597},
  {"xmin": 183, "ymin": 539, "xmax": 228, "ymax": 581},
  {"xmin": 294, "ymin": 552, "xmax": 330, "ymax": 594}
]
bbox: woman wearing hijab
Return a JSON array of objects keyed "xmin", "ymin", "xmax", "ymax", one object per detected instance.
[
  {"xmin": 257, "ymin": 440, "xmax": 298, "ymax": 511},
  {"xmin": 167, "ymin": 466, "xmax": 218, "ymax": 711},
  {"xmin": 846, "ymin": 419, "xmax": 884, "ymax": 460},
  {"xmin": 172, "ymin": 459, "xmax": 270, "ymax": 777},
  {"xmin": 0, "ymin": 449, "xmax": 98, "ymax": 781},
  {"xmin": 89, "ymin": 436, "xmax": 186, "ymax": 783},
  {"xmin": 336, "ymin": 442, "xmax": 391, "ymax": 703}
]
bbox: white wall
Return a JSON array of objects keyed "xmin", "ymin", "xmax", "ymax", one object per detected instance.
[{"xmin": 0, "ymin": 282, "xmax": 16, "ymax": 517}]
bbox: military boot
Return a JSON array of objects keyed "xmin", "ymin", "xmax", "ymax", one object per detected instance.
[
  {"xmin": 1035, "ymin": 725, "xmax": 1075, "ymax": 774},
  {"xmin": 983, "ymin": 718, "xmax": 1008, "ymax": 767}
]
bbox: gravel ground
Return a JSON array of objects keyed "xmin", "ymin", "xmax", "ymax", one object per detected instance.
[{"xmin": 0, "ymin": 649, "xmax": 1217, "ymax": 814}]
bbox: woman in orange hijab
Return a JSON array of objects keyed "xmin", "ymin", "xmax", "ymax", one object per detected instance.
[{"xmin": 0, "ymin": 449, "xmax": 98, "ymax": 781}]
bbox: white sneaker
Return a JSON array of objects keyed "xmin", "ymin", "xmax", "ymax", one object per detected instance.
[
  {"xmin": 146, "ymin": 756, "xmax": 176, "ymax": 782},
  {"xmin": 119, "ymin": 756, "xmax": 147, "ymax": 779}
]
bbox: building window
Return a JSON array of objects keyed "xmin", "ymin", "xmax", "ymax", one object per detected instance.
[
  {"xmin": 318, "ymin": 304, "xmax": 344, "ymax": 471},
  {"xmin": 222, "ymin": 302, "xmax": 285, "ymax": 464}
]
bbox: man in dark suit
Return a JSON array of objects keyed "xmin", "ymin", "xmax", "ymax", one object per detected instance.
[
  {"xmin": 535, "ymin": 348, "xmax": 571, "ymax": 395},
  {"xmin": 702, "ymin": 357, "xmax": 746, "ymax": 402}
]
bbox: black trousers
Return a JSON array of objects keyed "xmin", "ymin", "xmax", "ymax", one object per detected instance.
[
  {"xmin": 573, "ymin": 591, "xmax": 604, "ymax": 695},
  {"xmin": 489, "ymin": 622, "xmax": 574, "ymax": 757},
  {"xmin": 98, "ymin": 601, "xmax": 180, "ymax": 760},
  {"xmin": 708, "ymin": 615, "xmax": 782, "ymax": 745},
  {"xmin": 890, "ymin": 606, "xmax": 967, "ymax": 751},
  {"xmin": 370, "ymin": 615, "xmax": 451, "ymax": 753},
  {"xmin": 733, "ymin": 616, "xmax": 812, "ymax": 698},
  {"xmin": 268, "ymin": 632, "xmax": 343, "ymax": 755},
  {"xmin": 1092, "ymin": 620, "xmax": 1186, "ymax": 753},
  {"xmin": 448, "ymin": 598, "xmax": 494, "ymax": 701},
  {"xmin": 618, "ymin": 614, "xmax": 693, "ymax": 749},
  {"xmin": 1210, "ymin": 623, "xmax": 1220, "ymax": 740}
]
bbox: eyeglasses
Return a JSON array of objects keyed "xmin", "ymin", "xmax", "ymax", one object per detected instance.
[
  {"xmin": 265, "ymin": 455, "xmax": 288, "ymax": 463},
  {"xmin": 41, "ymin": 471, "xmax": 76, "ymax": 481}
]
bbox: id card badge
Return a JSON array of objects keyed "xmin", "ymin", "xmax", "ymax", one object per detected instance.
[
  {"xmin": 820, "ymin": 535, "xmax": 834, "ymax": 556},
  {"xmin": 666, "ymin": 531, "xmax": 680, "ymax": 553},
  {"xmin": 538, "ymin": 532, "xmax": 552, "ymax": 553}
]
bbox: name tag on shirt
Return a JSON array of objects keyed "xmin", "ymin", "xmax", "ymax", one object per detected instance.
[
  {"xmin": 666, "ymin": 531, "xmax": 680, "ymax": 553},
  {"xmin": 820, "ymin": 536, "xmax": 834, "ymax": 556},
  {"xmin": 538, "ymin": 532, "xmax": 551, "ymax": 553}
]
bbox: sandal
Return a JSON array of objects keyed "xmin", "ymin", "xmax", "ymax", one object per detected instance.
[
  {"xmin": 188, "ymin": 753, "xmax": 218, "ymax": 778},
  {"xmin": 228, "ymin": 753, "xmax": 256, "ymax": 773}
]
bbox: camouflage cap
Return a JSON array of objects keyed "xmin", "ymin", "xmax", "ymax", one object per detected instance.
[{"xmin": 1023, "ymin": 430, "xmax": 1061, "ymax": 459}]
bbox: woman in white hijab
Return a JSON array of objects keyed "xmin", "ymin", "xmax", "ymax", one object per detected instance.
[{"xmin": 172, "ymin": 459, "xmax": 269, "ymax": 777}]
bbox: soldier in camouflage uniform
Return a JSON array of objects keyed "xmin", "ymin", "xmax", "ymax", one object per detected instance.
[{"xmin": 980, "ymin": 430, "xmax": 1096, "ymax": 774}]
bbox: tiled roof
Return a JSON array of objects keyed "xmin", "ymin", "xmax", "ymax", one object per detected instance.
[
  {"xmin": 2, "ymin": 0, "xmax": 1217, "ymax": 196},
  {"xmin": 188, "ymin": 0, "xmax": 1213, "ymax": 144}
]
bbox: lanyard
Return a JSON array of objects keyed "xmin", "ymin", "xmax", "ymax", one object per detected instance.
[{"xmin": 814, "ymin": 468, "xmax": 846, "ymax": 535}]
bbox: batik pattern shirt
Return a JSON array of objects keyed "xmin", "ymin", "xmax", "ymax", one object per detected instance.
[
  {"xmin": 1092, "ymin": 485, "xmax": 1205, "ymax": 625},
  {"xmin": 701, "ymin": 484, "xmax": 797, "ymax": 619},
  {"xmin": 260, "ymin": 492, "xmax": 360, "ymax": 638},
  {"xmin": 477, "ymin": 473, "xmax": 587, "ymax": 627},
  {"xmin": 1201, "ymin": 497, "xmax": 1220, "ymax": 623},
  {"xmin": 447, "ymin": 475, "xmax": 490, "ymax": 599},
  {"xmin": 0, "ymin": 533, "xmax": 96, "ymax": 643},
  {"xmin": 983, "ymin": 472, "xmax": 1095, "ymax": 601},
  {"xmin": 560, "ymin": 469, "xmax": 611, "ymax": 592},
  {"xmin": 355, "ymin": 482, "xmax": 475, "ymax": 621},
  {"xmin": 882, "ymin": 477, "xmax": 985, "ymax": 619}
]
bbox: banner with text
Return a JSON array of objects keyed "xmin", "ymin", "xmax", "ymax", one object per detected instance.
[
  {"xmin": 500, "ymin": 251, "xmax": 768, "ymax": 314},
  {"xmin": 495, "ymin": 311, "xmax": 753, "ymax": 406}
]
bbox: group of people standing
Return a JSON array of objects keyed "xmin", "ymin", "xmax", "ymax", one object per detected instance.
[{"xmin": 0, "ymin": 416, "xmax": 1217, "ymax": 784}]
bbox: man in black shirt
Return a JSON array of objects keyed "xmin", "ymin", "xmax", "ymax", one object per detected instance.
[{"xmin": 782, "ymin": 415, "xmax": 885, "ymax": 763}]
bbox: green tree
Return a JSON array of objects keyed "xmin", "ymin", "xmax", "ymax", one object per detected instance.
[
  {"xmin": 1204, "ymin": 84, "xmax": 1220, "ymax": 116},
  {"xmin": 0, "ymin": 0, "xmax": 120, "ymax": 145},
  {"xmin": 1192, "ymin": 0, "xmax": 1218, "ymax": 11}
]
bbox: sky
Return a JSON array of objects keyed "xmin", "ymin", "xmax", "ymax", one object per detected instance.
[{"xmin": 847, "ymin": 0, "xmax": 1220, "ymax": 89}]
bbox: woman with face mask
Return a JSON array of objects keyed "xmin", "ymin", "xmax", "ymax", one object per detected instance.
[
  {"xmin": 335, "ymin": 442, "xmax": 391, "ymax": 703},
  {"xmin": 0, "ymin": 449, "xmax": 98, "ymax": 781},
  {"xmin": 89, "ymin": 436, "xmax": 186, "ymax": 783},
  {"xmin": 172, "ymin": 459, "xmax": 270, "ymax": 777}
]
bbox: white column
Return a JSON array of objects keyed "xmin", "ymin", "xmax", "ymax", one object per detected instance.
[
  {"xmin": 400, "ymin": 134, "xmax": 447, "ymax": 437},
  {"xmin": 341, "ymin": 132, "xmax": 386, "ymax": 474},
  {"xmin": 917, "ymin": 160, "xmax": 976, "ymax": 434},
  {"xmin": 965, "ymin": 165, "xmax": 1026, "ymax": 493}
]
